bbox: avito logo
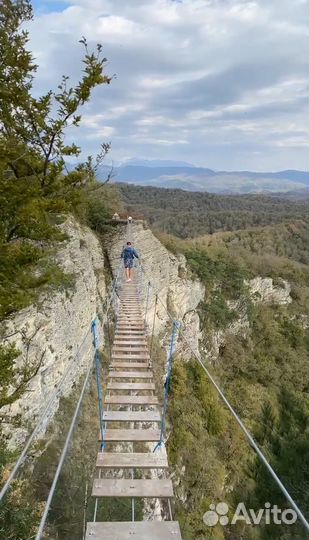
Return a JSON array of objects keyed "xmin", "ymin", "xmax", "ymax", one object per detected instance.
[{"xmin": 203, "ymin": 502, "xmax": 297, "ymax": 527}]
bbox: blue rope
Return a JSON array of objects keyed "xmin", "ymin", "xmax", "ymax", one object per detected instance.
[
  {"xmin": 154, "ymin": 319, "xmax": 180, "ymax": 451},
  {"xmin": 91, "ymin": 318, "xmax": 105, "ymax": 451},
  {"xmin": 144, "ymin": 280, "xmax": 151, "ymax": 328}
]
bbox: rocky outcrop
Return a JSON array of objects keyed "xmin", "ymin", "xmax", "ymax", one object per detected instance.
[
  {"xmin": 248, "ymin": 277, "xmax": 291, "ymax": 304},
  {"xmin": 202, "ymin": 277, "xmax": 292, "ymax": 361},
  {"xmin": 1, "ymin": 217, "xmax": 106, "ymax": 447}
]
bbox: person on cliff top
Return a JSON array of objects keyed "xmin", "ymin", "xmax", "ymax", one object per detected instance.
[{"xmin": 121, "ymin": 241, "xmax": 139, "ymax": 282}]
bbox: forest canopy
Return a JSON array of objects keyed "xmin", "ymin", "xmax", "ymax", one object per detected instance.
[{"xmin": 118, "ymin": 183, "xmax": 308, "ymax": 238}]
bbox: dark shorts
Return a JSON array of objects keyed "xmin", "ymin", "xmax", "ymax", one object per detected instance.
[{"xmin": 124, "ymin": 260, "xmax": 133, "ymax": 269}]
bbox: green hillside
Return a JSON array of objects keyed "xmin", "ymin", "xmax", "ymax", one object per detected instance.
[
  {"xmin": 118, "ymin": 183, "xmax": 308, "ymax": 238},
  {"xmin": 158, "ymin": 226, "xmax": 309, "ymax": 540}
]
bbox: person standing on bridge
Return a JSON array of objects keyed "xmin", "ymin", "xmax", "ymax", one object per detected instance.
[{"xmin": 121, "ymin": 241, "xmax": 139, "ymax": 282}]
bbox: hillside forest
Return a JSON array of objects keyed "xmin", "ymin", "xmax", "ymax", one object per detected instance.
[{"xmin": 118, "ymin": 183, "xmax": 308, "ymax": 238}]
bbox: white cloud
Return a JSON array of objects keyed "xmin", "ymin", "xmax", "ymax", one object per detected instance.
[{"xmin": 28, "ymin": 0, "xmax": 308, "ymax": 170}]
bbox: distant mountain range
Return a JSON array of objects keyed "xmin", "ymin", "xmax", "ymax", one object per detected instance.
[{"xmin": 97, "ymin": 160, "xmax": 308, "ymax": 195}]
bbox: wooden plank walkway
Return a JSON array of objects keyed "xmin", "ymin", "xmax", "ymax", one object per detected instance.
[
  {"xmin": 85, "ymin": 521, "xmax": 182, "ymax": 540},
  {"xmin": 86, "ymin": 276, "xmax": 182, "ymax": 540},
  {"xmin": 92, "ymin": 479, "xmax": 174, "ymax": 498},
  {"xmin": 110, "ymin": 362, "xmax": 150, "ymax": 368},
  {"xmin": 108, "ymin": 370, "xmax": 153, "ymax": 378},
  {"xmin": 107, "ymin": 381, "xmax": 155, "ymax": 390},
  {"xmin": 102, "ymin": 410, "xmax": 161, "ymax": 422},
  {"xmin": 102, "ymin": 429, "xmax": 161, "ymax": 442},
  {"xmin": 96, "ymin": 452, "xmax": 168, "ymax": 469},
  {"xmin": 104, "ymin": 395, "xmax": 159, "ymax": 405}
]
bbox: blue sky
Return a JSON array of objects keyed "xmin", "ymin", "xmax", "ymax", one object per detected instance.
[{"xmin": 28, "ymin": 0, "xmax": 308, "ymax": 170}]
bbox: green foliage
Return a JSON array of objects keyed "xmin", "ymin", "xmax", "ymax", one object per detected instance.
[
  {"xmin": 0, "ymin": 441, "xmax": 43, "ymax": 540},
  {"xmin": 0, "ymin": 344, "xmax": 20, "ymax": 407},
  {"xmin": 83, "ymin": 184, "xmax": 123, "ymax": 235},
  {"xmin": 161, "ymin": 215, "xmax": 309, "ymax": 538},
  {"xmin": 185, "ymin": 248, "xmax": 250, "ymax": 298},
  {"xmin": 0, "ymin": 242, "xmax": 73, "ymax": 319},
  {"xmin": 119, "ymin": 183, "xmax": 308, "ymax": 238},
  {"xmin": 200, "ymin": 294, "xmax": 238, "ymax": 329},
  {"xmin": 0, "ymin": 477, "xmax": 43, "ymax": 540},
  {"xmin": 168, "ymin": 361, "xmax": 251, "ymax": 540},
  {"xmin": 0, "ymin": 0, "xmax": 115, "ymax": 322},
  {"xmin": 0, "ymin": 322, "xmax": 64, "ymax": 409}
]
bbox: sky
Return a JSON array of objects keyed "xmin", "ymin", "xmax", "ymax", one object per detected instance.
[{"xmin": 29, "ymin": 0, "xmax": 308, "ymax": 171}]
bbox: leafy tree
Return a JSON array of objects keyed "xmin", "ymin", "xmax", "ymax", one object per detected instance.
[
  {"xmin": 0, "ymin": 2, "xmax": 117, "ymax": 537},
  {"xmin": 0, "ymin": 0, "xmax": 113, "ymax": 321}
]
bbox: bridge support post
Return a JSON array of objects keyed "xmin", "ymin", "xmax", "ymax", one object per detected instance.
[
  {"xmin": 92, "ymin": 318, "xmax": 105, "ymax": 451},
  {"xmin": 155, "ymin": 319, "xmax": 181, "ymax": 451}
]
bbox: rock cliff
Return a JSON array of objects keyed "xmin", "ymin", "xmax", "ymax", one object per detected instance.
[
  {"xmin": 1, "ymin": 217, "xmax": 106, "ymax": 447},
  {"xmin": 202, "ymin": 276, "xmax": 292, "ymax": 361}
]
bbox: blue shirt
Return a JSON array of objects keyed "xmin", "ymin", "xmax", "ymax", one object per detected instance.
[{"xmin": 121, "ymin": 246, "xmax": 139, "ymax": 262}]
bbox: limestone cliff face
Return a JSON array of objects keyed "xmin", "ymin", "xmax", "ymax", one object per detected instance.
[
  {"xmin": 108, "ymin": 223, "xmax": 205, "ymax": 357},
  {"xmin": 1, "ymin": 217, "xmax": 106, "ymax": 447},
  {"xmin": 202, "ymin": 277, "xmax": 292, "ymax": 361},
  {"xmin": 248, "ymin": 276, "xmax": 291, "ymax": 305}
]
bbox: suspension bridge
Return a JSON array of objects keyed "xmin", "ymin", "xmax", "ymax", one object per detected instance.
[{"xmin": 1, "ymin": 221, "xmax": 309, "ymax": 540}]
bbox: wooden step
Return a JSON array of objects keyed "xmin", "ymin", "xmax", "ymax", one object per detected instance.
[
  {"xmin": 113, "ymin": 340, "xmax": 147, "ymax": 345},
  {"xmin": 119, "ymin": 311, "xmax": 142, "ymax": 314},
  {"xmin": 104, "ymin": 395, "xmax": 159, "ymax": 405},
  {"xmin": 113, "ymin": 343, "xmax": 147, "ymax": 347},
  {"xmin": 120, "ymin": 308, "xmax": 141, "ymax": 311},
  {"xmin": 108, "ymin": 371, "xmax": 153, "ymax": 379},
  {"xmin": 113, "ymin": 339, "xmax": 147, "ymax": 343},
  {"xmin": 118, "ymin": 313, "xmax": 142, "ymax": 317},
  {"xmin": 92, "ymin": 478, "xmax": 174, "ymax": 498},
  {"xmin": 113, "ymin": 344, "xmax": 148, "ymax": 349},
  {"xmin": 85, "ymin": 521, "xmax": 181, "ymax": 540},
  {"xmin": 115, "ymin": 329, "xmax": 145, "ymax": 332},
  {"xmin": 102, "ymin": 410, "xmax": 160, "ymax": 422},
  {"xmin": 107, "ymin": 382, "xmax": 155, "ymax": 390},
  {"xmin": 119, "ymin": 300, "xmax": 141, "ymax": 310},
  {"xmin": 119, "ymin": 306, "xmax": 140, "ymax": 309},
  {"xmin": 117, "ymin": 323, "xmax": 145, "ymax": 326},
  {"xmin": 118, "ymin": 312, "xmax": 141, "ymax": 315},
  {"xmin": 112, "ymin": 348, "xmax": 148, "ymax": 354},
  {"xmin": 96, "ymin": 451, "xmax": 168, "ymax": 469},
  {"xmin": 117, "ymin": 320, "xmax": 143, "ymax": 323},
  {"xmin": 110, "ymin": 362, "xmax": 149, "ymax": 369},
  {"xmin": 112, "ymin": 354, "xmax": 150, "ymax": 360},
  {"xmin": 114, "ymin": 330, "xmax": 146, "ymax": 340},
  {"xmin": 117, "ymin": 320, "xmax": 143, "ymax": 324},
  {"xmin": 115, "ymin": 330, "xmax": 145, "ymax": 334},
  {"xmin": 103, "ymin": 428, "xmax": 160, "ymax": 441},
  {"xmin": 116, "ymin": 325, "xmax": 145, "ymax": 330},
  {"xmin": 115, "ymin": 330, "xmax": 145, "ymax": 333}
]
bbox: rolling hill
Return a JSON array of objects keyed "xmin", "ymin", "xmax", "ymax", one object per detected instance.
[{"xmin": 98, "ymin": 161, "xmax": 308, "ymax": 195}]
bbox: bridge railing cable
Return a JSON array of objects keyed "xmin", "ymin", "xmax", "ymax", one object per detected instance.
[
  {"xmin": 34, "ymin": 352, "xmax": 94, "ymax": 540},
  {"xmin": 0, "ymin": 325, "xmax": 92, "ymax": 503},
  {"xmin": 0, "ymin": 258, "xmax": 123, "ymax": 506},
  {"xmin": 154, "ymin": 319, "xmax": 180, "ymax": 451}
]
